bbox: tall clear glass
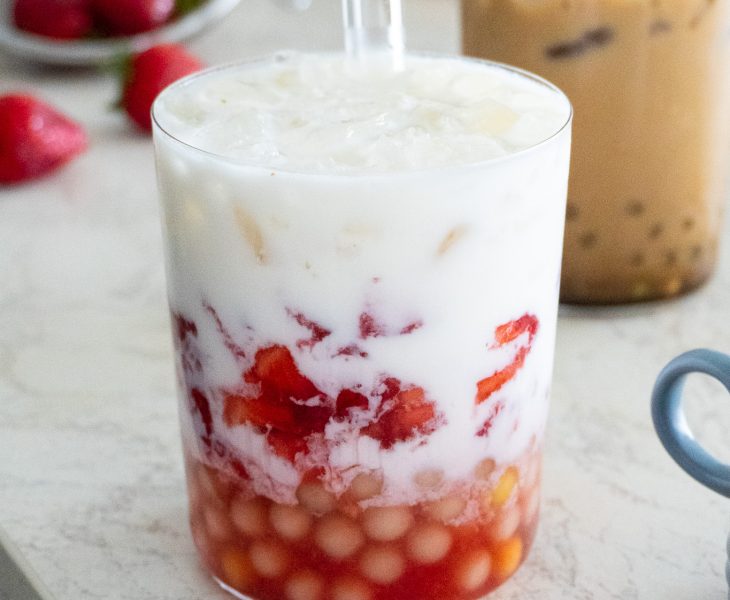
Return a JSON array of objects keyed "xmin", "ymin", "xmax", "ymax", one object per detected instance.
[
  {"xmin": 463, "ymin": 0, "xmax": 730, "ymax": 303},
  {"xmin": 152, "ymin": 54, "xmax": 571, "ymax": 599}
]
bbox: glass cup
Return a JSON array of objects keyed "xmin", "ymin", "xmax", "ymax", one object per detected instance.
[
  {"xmin": 463, "ymin": 0, "xmax": 730, "ymax": 303},
  {"xmin": 152, "ymin": 54, "xmax": 572, "ymax": 599}
]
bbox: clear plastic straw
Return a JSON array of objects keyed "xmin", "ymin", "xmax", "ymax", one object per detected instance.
[{"xmin": 342, "ymin": 0, "xmax": 404, "ymax": 70}]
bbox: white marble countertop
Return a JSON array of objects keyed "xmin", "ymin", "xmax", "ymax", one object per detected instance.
[{"xmin": 1, "ymin": 1, "xmax": 730, "ymax": 599}]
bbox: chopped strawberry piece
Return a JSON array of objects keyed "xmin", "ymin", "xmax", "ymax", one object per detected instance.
[
  {"xmin": 362, "ymin": 386, "xmax": 440, "ymax": 449},
  {"xmin": 287, "ymin": 309, "xmax": 331, "ymax": 349},
  {"xmin": 359, "ymin": 311, "xmax": 423, "ymax": 339},
  {"xmin": 204, "ymin": 302, "xmax": 246, "ymax": 359},
  {"xmin": 223, "ymin": 393, "xmax": 296, "ymax": 431},
  {"xmin": 359, "ymin": 311, "xmax": 385, "ymax": 339},
  {"xmin": 476, "ymin": 314, "xmax": 539, "ymax": 405},
  {"xmin": 476, "ymin": 400, "xmax": 504, "ymax": 437},
  {"xmin": 172, "ymin": 312, "xmax": 197, "ymax": 343},
  {"xmin": 251, "ymin": 345, "xmax": 321, "ymax": 400},
  {"xmin": 266, "ymin": 430, "xmax": 309, "ymax": 462},
  {"xmin": 229, "ymin": 457, "xmax": 250, "ymax": 480},
  {"xmin": 335, "ymin": 344, "xmax": 368, "ymax": 358},
  {"xmin": 493, "ymin": 314, "xmax": 539, "ymax": 346},
  {"xmin": 400, "ymin": 320, "xmax": 423, "ymax": 335},
  {"xmin": 335, "ymin": 389, "xmax": 369, "ymax": 418},
  {"xmin": 379, "ymin": 376, "xmax": 401, "ymax": 401},
  {"xmin": 190, "ymin": 387, "xmax": 213, "ymax": 446}
]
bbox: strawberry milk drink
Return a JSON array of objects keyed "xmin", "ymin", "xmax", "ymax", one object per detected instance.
[{"xmin": 152, "ymin": 52, "xmax": 572, "ymax": 600}]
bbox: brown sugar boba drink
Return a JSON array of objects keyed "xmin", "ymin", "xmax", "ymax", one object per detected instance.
[
  {"xmin": 463, "ymin": 0, "xmax": 730, "ymax": 303},
  {"xmin": 152, "ymin": 52, "xmax": 571, "ymax": 599}
]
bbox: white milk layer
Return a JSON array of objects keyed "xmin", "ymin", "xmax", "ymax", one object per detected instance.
[
  {"xmin": 154, "ymin": 53, "xmax": 569, "ymax": 174},
  {"xmin": 153, "ymin": 53, "xmax": 571, "ymax": 506}
]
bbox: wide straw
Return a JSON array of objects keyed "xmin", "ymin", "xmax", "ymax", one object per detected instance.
[{"xmin": 341, "ymin": 0, "xmax": 404, "ymax": 70}]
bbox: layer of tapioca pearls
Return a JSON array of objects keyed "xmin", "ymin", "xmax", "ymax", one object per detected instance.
[{"xmin": 185, "ymin": 447, "xmax": 541, "ymax": 600}]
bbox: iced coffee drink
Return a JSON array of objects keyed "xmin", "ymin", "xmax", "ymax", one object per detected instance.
[
  {"xmin": 463, "ymin": 0, "xmax": 730, "ymax": 303},
  {"xmin": 153, "ymin": 53, "xmax": 571, "ymax": 599}
]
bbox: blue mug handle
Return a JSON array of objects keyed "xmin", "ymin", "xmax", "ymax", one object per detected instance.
[{"xmin": 651, "ymin": 348, "xmax": 730, "ymax": 498}]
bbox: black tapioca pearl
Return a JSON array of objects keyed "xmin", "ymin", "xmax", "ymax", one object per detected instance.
[
  {"xmin": 648, "ymin": 223, "xmax": 664, "ymax": 239},
  {"xmin": 665, "ymin": 249, "xmax": 679, "ymax": 266},
  {"xmin": 690, "ymin": 245, "xmax": 704, "ymax": 260},
  {"xmin": 682, "ymin": 217, "xmax": 696, "ymax": 231},
  {"xmin": 650, "ymin": 20, "xmax": 672, "ymax": 35},
  {"xmin": 546, "ymin": 25, "xmax": 615, "ymax": 60},
  {"xmin": 579, "ymin": 231, "xmax": 598, "ymax": 249},
  {"xmin": 625, "ymin": 200, "xmax": 645, "ymax": 217},
  {"xmin": 566, "ymin": 203, "xmax": 580, "ymax": 221},
  {"xmin": 584, "ymin": 26, "xmax": 614, "ymax": 47},
  {"xmin": 629, "ymin": 252, "xmax": 645, "ymax": 267},
  {"xmin": 546, "ymin": 40, "xmax": 586, "ymax": 60}
]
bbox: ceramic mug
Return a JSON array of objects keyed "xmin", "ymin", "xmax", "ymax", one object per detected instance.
[{"xmin": 651, "ymin": 348, "xmax": 730, "ymax": 597}]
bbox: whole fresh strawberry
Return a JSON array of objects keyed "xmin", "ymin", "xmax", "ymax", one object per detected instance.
[
  {"xmin": 0, "ymin": 94, "xmax": 88, "ymax": 185},
  {"xmin": 13, "ymin": 0, "xmax": 93, "ymax": 40},
  {"xmin": 93, "ymin": 0, "xmax": 175, "ymax": 36},
  {"xmin": 120, "ymin": 44, "xmax": 204, "ymax": 132}
]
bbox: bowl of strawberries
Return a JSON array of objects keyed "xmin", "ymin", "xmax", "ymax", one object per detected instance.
[{"xmin": 0, "ymin": 0, "xmax": 239, "ymax": 65}]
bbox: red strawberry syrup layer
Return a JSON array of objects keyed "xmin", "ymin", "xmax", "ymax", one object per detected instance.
[{"xmin": 171, "ymin": 301, "xmax": 547, "ymax": 599}]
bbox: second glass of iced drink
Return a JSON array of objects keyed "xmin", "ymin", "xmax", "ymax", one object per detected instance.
[{"xmin": 153, "ymin": 52, "xmax": 572, "ymax": 600}]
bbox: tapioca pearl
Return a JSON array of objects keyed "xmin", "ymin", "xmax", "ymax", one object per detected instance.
[
  {"xmin": 414, "ymin": 469, "xmax": 444, "ymax": 489},
  {"xmin": 349, "ymin": 472, "xmax": 383, "ymax": 501},
  {"xmin": 648, "ymin": 222, "xmax": 664, "ymax": 239},
  {"xmin": 270, "ymin": 504, "xmax": 312, "ymax": 541},
  {"xmin": 690, "ymin": 245, "xmax": 703, "ymax": 260},
  {"xmin": 359, "ymin": 545, "xmax": 405, "ymax": 585},
  {"xmin": 664, "ymin": 250, "xmax": 679, "ymax": 268},
  {"xmin": 683, "ymin": 217, "xmax": 696, "ymax": 231},
  {"xmin": 205, "ymin": 506, "xmax": 232, "ymax": 541},
  {"xmin": 625, "ymin": 199, "xmax": 645, "ymax": 217},
  {"xmin": 474, "ymin": 458, "xmax": 496, "ymax": 481},
  {"xmin": 296, "ymin": 481, "xmax": 336, "ymax": 515},
  {"xmin": 314, "ymin": 515, "xmax": 364, "ymax": 559},
  {"xmin": 362, "ymin": 506, "xmax": 414, "ymax": 542},
  {"xmin": 406, "ymin": 523, "xmax": 453, "ymax": 564},
  {"xmin": 491, "ymin": 467, "xmax": 519, "ymax": 508},
  {"xmin": 220, "ymin": 548, "xmax": 255, "ymax": 590},
  {"xmin": 565, "ymin": 202, "xmax": 579, "ymax": 221},
  {"xmin": 249, "ymin": 540, "xmax": 289, "ymax": 578},
  {"xmin": 629, "ymin": 252, "xmax": 644, "ymax": 268},
  {"xmin": 423, "ymin": 496, "xmax": 467, "ymax": 523},
  {"xmin": 455, "ymin": 550, "xmax": 492, "ymax": 592},
  {"xmin": 520, "ymin": 488, "xmax": 540, "ymax": 525},
  {"xmin": 285, "ymin": 570, "xmax": 325, "ymax": 600},
  {"xmin": 330, "ymin": 577, "xmax": 372, "ymax": 600},
  {"xmin": 579, "ymin": 231, "xmax": 597, "ymax": 249},
  {"xmin": 488, "ymin": 505, "xmax": 521, "ymax": 542},
  {"xmin": 493, "ymin": 536, "xmax": 523, "ymax": 581},
  {"xmin": 230, "ymin": 497, "xmax": 268, "ymax": 537}
]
